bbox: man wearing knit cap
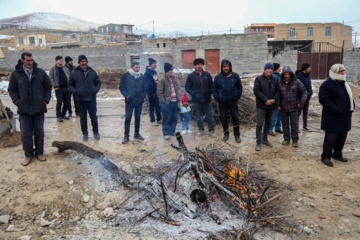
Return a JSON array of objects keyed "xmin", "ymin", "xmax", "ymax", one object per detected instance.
[
  {"xmin": 268, "ymin": 63, "xmax": 282, "ymax": 136},
  {"xmin": 319, "ymin": 64, "xmax": 354, "ymax": 167},
  {"xmin": 120, "ymin": 62, "xmax": 147, "ymax": 144},
  {"xmin": 145, "ymin": 58, "xmax": 162, "ymax": 126},
  {"xmin": 296, "ymin": 63, "xmax": 313, "ymax": 132},
  {"xmin": 68, "ymin": 55, "xmax": 101, "ymax": 141},
  {"xmin": 253, "ymin": 62, "xmax": 279, "ymax": 151},
  {"xmin": 64, "ymin": 56, "xmax": 77, "ymax": 117},
  {"xmin": 212, "ymin": 59, "xmax": 243, "ymax": 143},
  {"xmin": 157, "ymin": 63, "xmax": 181, "ymax": 140},
  {"xmin": 49, "ymin": 56, "xmax": 70, "ymax": 122},
  {"xmin": 185, "ymin": 58, "xmax": 216, "ymax": 137}
]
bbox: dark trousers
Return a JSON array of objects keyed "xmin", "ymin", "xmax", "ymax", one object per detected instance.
[
  {"xmin": 321, "ymin": 132, "xmax": 348, "ymax": 159},
  {"xmin": 124, "ymin": 103, "xmax": 143, "ymax": 137},
  {"xmin": 193, "ymin": 101, "xmax": 215, "ymax": 132},
  {"xmin": 77, "ymin": 100, "xmax": 99, "ymax": 135},
  {"xmin": 256, "ymin": 109, "xmax": 274, "ymax": 143},
  {"xmin": 280, "ymin": 110, "xmax": 299, "ymax": 140},
  {"xmin": 162, "ymin": 101, "xmax": 178, "ymax": 136},
  {"xmin": 19, "ymin": 113, "xmax": 45, "ymax": 157},
  {"xmin": 67, "ymin": 92, "xmax": 78, "ymax": 115},
  {"xmin": 219, "ymin": 101, "xmax": 240, "ymax": 137},
  {"xmin": 149, "ymin": 94, "xmax": 162, "ymax": 123},
  {"xmin": 55, "ymin": 89, "xmax": 70, "ymax": 118},
  {"xmin": 298, "ymin": 99, "xmax": 310, "ymax": 128}
]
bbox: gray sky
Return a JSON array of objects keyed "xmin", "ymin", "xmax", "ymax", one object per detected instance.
[{"xmin": 0, "ymin": 0, "xmax": 359, "ymax": 40}]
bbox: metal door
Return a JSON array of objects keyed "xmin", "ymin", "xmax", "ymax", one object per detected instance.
[
  {"xmin": 205, "ymin": 49, "xmax": 220, "ymax": 74},
  {"xmin": 182, "ymin": 50, "xmax": 195, "ymax": 69}
]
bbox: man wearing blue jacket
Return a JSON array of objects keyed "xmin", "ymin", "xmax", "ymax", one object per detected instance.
[
  {"xmin": 145, "ymin": 58, "xmax": 161, "ymax": 126},
  {"xmin": 212, "ymin": 59, "xmax": 242, "ymax": 143},
  {"xmin": 296, "ymin": 63, "xmax": 313, "ymax": 132},
  {"xmin": 120, "ymin": 62, "xmax": 147, "ymax": 144},
  {"xmin": 68, "ymin": 55, "xmax": 101, "ymax": 141},
  {"xmin": 185, "ymin": 58, "xmax": 216, "ymax": 137}
]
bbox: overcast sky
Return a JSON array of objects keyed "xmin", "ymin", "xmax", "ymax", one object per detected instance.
[{"xmin": 0, "ymin": 0, "xmax": 359, "ymax": 39}]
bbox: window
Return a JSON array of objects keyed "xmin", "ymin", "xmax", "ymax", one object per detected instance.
[
  {"xmin": 307, "ymin": 27, "xmax": 313, "ymax": 37},
  {"xmin": 163, "ymin": 43, "xmax": 166, "ymax": 48},
  {"xmin": 289, "ymin": 28, "xmax": 296, "ymax": 37},
  {"xmin": 39, "ymin": 38, "xmax": 42, "ymax": 43},
  {"xmin": 53, "ymin": 39, "xmax": 57, "ymax": 43},
  {"xmin": 325, "ymin": 27, "xmax": 332, "ymax": 36},
  {"xmin": 255, "ymin": 28, "xmax": 258, "ymax": 32},
  {"xmin": 348, "ymin": 29, "xmax": 351, "ymax": 35},
  {"xmin": 264, "ymin": 27, "xmax": 268, "ymax": 31},
  {"xmin": 18, "ymin": 37, "xmax": 24, "ymax": 44}
]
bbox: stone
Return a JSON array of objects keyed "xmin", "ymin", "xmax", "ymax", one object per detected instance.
[
  {"xmin": 81, "ymin": 194, "xmax": 90, "ymax": 203},
  {"xmin": 353, "ymin": 212, "xmax": 360, "ymax": 217},
  {"xmin": 304, "ymin": 226, "xmax": 313, "ymax": 234},
  {"xmin": 0, "ymin": 215, "xmax": 10, "ymax": 224},
  {"xmin": 40, "ymin": 218, "xmax": 51, "ymax": 227},
  {"xmin": 103, "ymin": 207, "xmax": 115, "ymax": 218},
  {"xmin": 334, "ymin": 193, "xmax": 342, "ymax": 196},
  {"xmin": 5, "ymin": 224, "xmax": 27, "ymax": 232},
  {"xmin": 96, "ymin": 199, "xmax": 112, "ymax": 210},
  {"xmin": 68, "ymin": 180, "xmax": 74, "ymax": 185},
  {"xmin": 18, "ymin": 236, "xmax": 32, "ymax": 240},
  {"xmin": 70, "ymin": 216, "xmax": 80, "ymax": 223}
]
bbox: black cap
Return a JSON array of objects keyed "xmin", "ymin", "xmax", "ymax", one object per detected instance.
[
  {"xmin": 148, "ymin": 58, "xmax": 156, "ymax": 65},
  {"xmin": 65, "ymin": 56, "xmax": 73, "ymax": 63},
  {"xmin": 78, "ymin": 55, "xmax": 88, "ymax": 64},
  {"xmin": 164, "ymin": 63, "xmax": 173, "ymax": 73},
  {"xmin": 273, "ymin": 63, "xmax": 280, "ymax": 71}
]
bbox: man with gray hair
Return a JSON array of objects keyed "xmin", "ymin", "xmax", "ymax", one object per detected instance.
[{"xmin": 319, "ymin": 64, "xmax": 354, "ymax": 167}]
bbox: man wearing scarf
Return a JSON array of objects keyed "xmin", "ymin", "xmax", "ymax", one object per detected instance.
[
  {"xmin": 120, "ymin": 62, "xmax": 147, "ymax": 144},
  {"xmin": 319, "ymin": 64, "xmax": 354, "ymax": 167}
]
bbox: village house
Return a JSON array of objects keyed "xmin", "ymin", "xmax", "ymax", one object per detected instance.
[{"xmin": 14, "ymin": 32, "xmax": 60, "ymax": 50}]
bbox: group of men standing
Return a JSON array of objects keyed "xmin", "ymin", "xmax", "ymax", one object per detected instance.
[{"xmin": 7, "ymin": 52, "xmax": 354, "ymax": 168}]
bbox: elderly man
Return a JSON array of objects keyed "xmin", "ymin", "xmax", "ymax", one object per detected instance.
[
  {"xmin": 49, "ymin": 56, "xmax": 70, "ymax": 122},
  {"xmin": 145, "ymin": 58, "xmax": 161, "ymax": 126},
  {"xmin": 8, "ymin": 52, "xmax": 52, "ymax": 166},
  {"xmin": 212, "ymin": 59, "xmax": 243, "ymax": 143},
  {"xmin": 157, "ymin": 63, "xmax": 181, "ymax": 140},
  {"xmin": 185, "ymin": 58, "xmax": 216, "ymax": 137},
  {"xmin": 319, "ymin": 64, "xmax": 354, "ymax": 167},
  {"xmin": 120, "ymin": 62, "xmax": 147, "ymax": 144},
  {"xmin": 68, "ymin": 55, "xmax": 101, "ymax": 141},
  {"xmin": 253, "ymin": 62, "xmax": 279, "ymax": 151},
  {"xmin": 277, "ymin": 66, "xmax": 307, "ymax": 147}
]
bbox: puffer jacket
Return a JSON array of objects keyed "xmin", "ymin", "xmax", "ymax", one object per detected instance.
[
  {"xmin": 296, "ymin": 70, "xmax": 313, "ymax": 101},
  {"xmin": 68, "ymin": 66, "xmax": 101, "ymax": 102},
  {"xmin": 8, "ymin": 60, "xmax": 52, "ymax": 115},
  {"xmin": 119, "ymin": 71, "xmax": 147, "ymax": 106},
  {"xmin": 185, "ymin": 70, "xmax": 213, "ymax": 103},
  {"xmin": 212, "ymin": 59, "xmax": 243, "ymax": 104},
  {"xmin": 253, "ymin": 73, "xmax": 279, "ymax": 110},
  {"xmin": 278, "ymin": 66, "xmax": 307, "ymax": 113}
]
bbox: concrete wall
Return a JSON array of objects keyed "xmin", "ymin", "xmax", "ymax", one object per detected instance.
[
  {"xmin": 0, "ymin": 33, "xmax": 269, "ymax": 74},
  {"xmin": 267, "ymin": 50, "xmax": 298, "ymax": 72},
  {"xmin": 343, "ymin": 50, "xmax": 360, "ymax": 81}
]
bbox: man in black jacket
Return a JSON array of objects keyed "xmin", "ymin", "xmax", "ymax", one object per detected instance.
[
  {"xmin": 120, "ymin": 62, "xmax": 147, "ymax": 144},
  {"xmin": 64, "ymin": 56, "xmax": 77, "ymax": 117},
  {"xmin": 8, "ymin": 52, "xmax": 52, "ymax": 166},
  {"xmin": 68, "ymin": 55, "xmax": 101, "ymax": 141},
  {"xmin": 185, "ymin": 58, "xmax": 216, "ymax": 137},
  {"xmin": 253, "ymin": 62, "xmax": 279, "ymax": 151},
  {"xmin": 296, "ymin": 63, "xmax": 313, "ymax": 132}
]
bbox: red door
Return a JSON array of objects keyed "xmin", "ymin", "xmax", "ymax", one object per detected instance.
[
  {"xmin": 182, "ymin": 50, "xmax": 195, "ymax": 68},
  {"xmin": 205, "ymin": 49, "xmax": 220, "ymax": 74}
]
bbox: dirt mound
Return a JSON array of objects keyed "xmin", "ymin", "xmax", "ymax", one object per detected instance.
[
  {"xmin": 96, "ymin": 69, "xmax": 127, "ymax": 90},
  {"xmin": 0, "ymin": 129, "xmax": 22, "ymax": 148}
]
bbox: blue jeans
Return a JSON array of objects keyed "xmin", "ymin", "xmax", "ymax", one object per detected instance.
[
  {"xmin": 180, "ymin": 112, "xmax": 191, "ymax": 131},
  {"xmin": 269, "ymin": 109, "xmax": 282, "ymax": 132},
  {"xmin": 161, "ymin": 102, "xmax": 178, "ymax": 136},
  {"xmin": 149, "ymin": 94, "xmax": 162, "ymax": 123},
  {"xmin": 192, "ymin": 101, "xmax": 215, "ymax": 132}
]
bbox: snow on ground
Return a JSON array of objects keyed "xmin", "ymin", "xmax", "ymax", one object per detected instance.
[
  {"xmin": 0, "ymin": 80, "xmax": 9, "ymax": 94},
  {"xmin": 0, "ymin": 35, "xmax": 13, "ymax": 40}
]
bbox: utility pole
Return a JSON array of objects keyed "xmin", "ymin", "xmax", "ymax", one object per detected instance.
[
  {"xmin": 230, "ymin": 28, "xmax": 231, "ymax": 34},
  {"xmin": 153, "ymin": 20, "xmax": 155, "ymax": 36},
  {"xmin": 355, "ymin": 32, "xmax": 357, "ymax": 48}
]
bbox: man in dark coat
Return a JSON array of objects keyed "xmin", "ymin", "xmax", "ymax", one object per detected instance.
[
  {"xmin": 269, "ymin": 63, "xmax": 282, "ymax": 136},
  {"xmin": 296, "ymin": 63, "xmax": 313, "ymax": 132},
  {"xmin": 145, "ymin": 58, "xmax": 161, "ymax": 126},
  {"xmin": 277, "ymin": 66, "xmax": 307, "ymax": 147},
  {"xmin": 64, "ymin": 56, "xmax": 77, "ymax": 117},
  {"xmin": 49, "ymin": 56, "xmax": 70, "ymax": 122},
  {"xmin": 185, "ymin": 58, "xmax": 216, "ymax": 137},
  {"xmin": 253, "ymin": 62, "xmax": 279, "ymax": 151},
  {"xmin": 319, "ymin": 64, "xmax": 354, "ymax": 167},
  {"xmin": 120, "ymin": 62, "xmax": 147, "ymax": 144},
  {"xmin": 68, "ymin": 55, "xmax": 101, "ymax": 141},
  {"xmin": 157, "ymin": 63, "xmax": 181, "ymax": 140},
  {"xmin": 212, "ymin": 59, "xmax": 243, "ymax": 143},
  {"xmin": 8, "ymin": 52, "xmax": 52, "ymax": 166}
]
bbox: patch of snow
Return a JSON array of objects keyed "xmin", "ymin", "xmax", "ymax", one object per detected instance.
[
  {"xmin": 0, "ymin": 81, "xmax": 9, "ymax": 93},
  {"xmin": 173, "ymin": 68, "xmax": 193, "ymax": 74},
  {"xmin": 0, "ymin": 35, "xmax": 13, "ymax": 40}
]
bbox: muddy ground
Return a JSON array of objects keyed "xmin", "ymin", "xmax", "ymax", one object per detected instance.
[{"xmin": 0, "ymin": 80, "xmax": 360, "ymax": 240}]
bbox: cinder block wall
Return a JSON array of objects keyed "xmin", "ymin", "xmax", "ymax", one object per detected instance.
[
  {"xmin": 343, "ymin": 50, "xmax": 360, "ymax": 81},
  {"xmin": 267, "ymin": 50, "xmax": 298, "ymax": 73}
]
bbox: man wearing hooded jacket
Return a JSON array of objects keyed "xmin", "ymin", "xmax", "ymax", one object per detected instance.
[
  {"xmin": 212, "ymin": 59, "xmax": 242, "ymax": 143},
  {"xmin": 277, "ymin": 66, "xmax": 307, "ymax": 147},
  {"xmin": 8, "ymin": 52, "xmax": 52, "ymax": 166},
  {"xmin": 185, "ymin": 58, "xmax": 216, "ymax": 137}
]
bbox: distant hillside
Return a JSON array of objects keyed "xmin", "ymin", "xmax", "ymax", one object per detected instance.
[{"xmin": 0, "ymin": 12, "xmax": 100, "ymax": 31}]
